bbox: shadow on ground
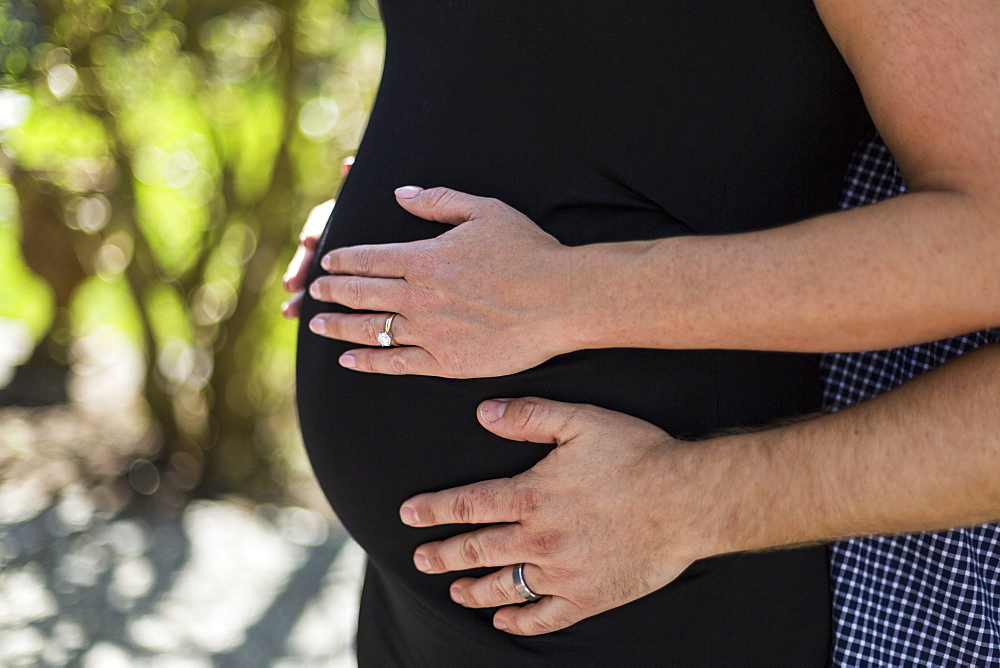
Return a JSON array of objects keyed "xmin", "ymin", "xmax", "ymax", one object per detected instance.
[{"xmin": 0, "ymin": 493, "xmax": 365, "ymax": 667}]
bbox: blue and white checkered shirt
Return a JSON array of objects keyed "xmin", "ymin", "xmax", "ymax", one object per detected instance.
[{"xmin": 823, "ymin": 133, "xmax": 1000, "ymax": 666}]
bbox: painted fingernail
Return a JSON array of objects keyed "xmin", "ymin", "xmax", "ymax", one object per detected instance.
[
  {"xmin": 495, "ymin": 618, "xmax": 508, "ymax": 631},
  {"xmin": 395, "ymin": 186, "xmax": 423, "ymax": 199},
  {"xmin": 309, "ymin": 282, "xmax": 322, "ymax": 299},
  {"xmin": 339, "ymin": 354, "xmax": 357, "ymax": 369},
  {"xmin": 480, "ymin": 400, "xmax": 509, "ymax": 423},
  {"xmin": 414, "ymin": 553, "xmax": 431, "ymax": 572},
  {"xmin": 400, "ymin": 505, "xmax": 419, "ymax": 525},
  {"xmin": 309, "ymin": 316, "xmax": 326, "ymax": 335},
  {"xmin": 450, "ymin": 587, "xmax": 465, "ymax": 605},
  {"xmin": 320, "ymin": 253, "xmax": 332, "ymax": 271}
]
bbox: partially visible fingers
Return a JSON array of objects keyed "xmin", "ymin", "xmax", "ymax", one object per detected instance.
[
  {"xmin": 283, "ymin": 244, "xmax": 314, "ymax": 292},
  {"xmin": 494, "ymin": 596, "xmax": 585, "ymax": 636},
  {"xmin": 281, "ymin": 291, "xmax": 304, "ymax": 319},
  {"xmin": 308, "ymin": 275, "xmax": 406, "ymax": 312},
  {"xmin": 338, "ymin": 345, "xmax": 441, "ymax": 376},
  {"xmin": 309, "ymin": 312, "xmax": 412, "ymax": 347},
  {"xmin": 301, "ymin": 199, "xmax": 335, "ymax": 245},
  {"xmin": 450, "ymin": 563, "xmax": 549, "ymax": 609}
]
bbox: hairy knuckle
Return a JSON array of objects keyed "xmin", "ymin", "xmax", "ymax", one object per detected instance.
[
  {"xmin": 526, "ymin": 531, "xmax": 562, "ymax": 555},
  {"xmin": 515, "ymin": 488, "xmax": 545, "ymax": 518}
]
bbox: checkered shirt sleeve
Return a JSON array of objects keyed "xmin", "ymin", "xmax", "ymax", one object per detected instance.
[{"xmin": 822, "ymin": 131, "xmax": 1000, "ymax": 666}]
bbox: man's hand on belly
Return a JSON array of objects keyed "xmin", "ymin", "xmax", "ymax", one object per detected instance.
[
  {"xmin": 305, "ymin": 186, "xmax": 608, "ymax": 378},
  {"xmin": 396, "ymin": 396, "xmax": 742, "ymax": 636}
]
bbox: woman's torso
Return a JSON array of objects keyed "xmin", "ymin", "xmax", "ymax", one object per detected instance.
[{"xmin": 297, "ymin": 2, "xmax": 871, "ymax": 665}]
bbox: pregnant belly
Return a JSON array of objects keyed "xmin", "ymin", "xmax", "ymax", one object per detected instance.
[{"xmin": 295, "ymin": 159, "xmax": 821, "ymax": 600}]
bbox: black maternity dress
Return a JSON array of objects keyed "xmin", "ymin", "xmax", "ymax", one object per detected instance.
[{"xmin": 297, "ymin": 2, "xmax": 873, "ymax": 665}]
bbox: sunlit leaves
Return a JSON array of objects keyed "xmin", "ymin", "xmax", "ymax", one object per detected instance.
[{"xmin": 3, "ymin": 0, "xmax": 385, "ymax": 497}]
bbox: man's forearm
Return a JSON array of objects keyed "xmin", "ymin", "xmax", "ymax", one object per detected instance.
[
  {"xmin": 701, "ymin": 343, "xmax": 1000, "ymax": 556},
  {"xmin": 568, "ymin": 190, "xmax": 999, "ymax": 354}
]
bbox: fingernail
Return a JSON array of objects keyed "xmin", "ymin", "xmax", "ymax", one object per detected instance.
[
  {"xmin": 309, "ymin": 316, "xmax": 326, "ymax": 335},
  {"xmin": 480, "ymin": 400, "xmax": 509, "ymax": 423},
  {"xmin": 309, "ymin": 282, "xmax": 321, "ymax": 299},
  {"xmin": 414, "ymin": 553, "xmax": 431, "ymax": 572},
  {"xmin": 395, "ymin": 186, "xmax": 423, "ymax": 199},
  {"xmin": 400, "ymin": 505, "xmax": 419, "ymax": 525},
  {"xmin": 451, "ymin": 587, "xmax": 465, "ymax": 605},
  {"xmin": 339, "ymin": 354, "xmax": 357, "ymax": 369},
  {"xmin": 495, "ymin": 618, "xmax": 508, "ymax": 631},
  {"xmin": 320, "ymin": 253, "xmax": 332, "ymax": 271}
]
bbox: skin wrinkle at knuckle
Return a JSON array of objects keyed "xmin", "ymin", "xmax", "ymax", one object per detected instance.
[
  {"xmin": 450, "ymin": 491, "xmax": 475, "ymax": 524},
  {"xmin": 488, "ymin": 574, "xmax": 511, "ymax": 604},
  {"xmin": 515, "ymin": 488, "xmax": 544, "ymax": 520},
  {"xmin": 353, "ymin": 245, "xmax": 380, "ymax": 276},
  {"xmin": 509, "ymin": 398, "xmax": 545, "ymax": 433},
  {"xmin": 361, "ymin": 314, "xmax": 381, "ymax": 345},
  {"xmin": 459, "ymin": 535, "xmax": 483, "ymax": 567},
  {"xmin": 387, "ymin": 349, "xmax": 408, "ymax": 374},
  {"xmin": 525, "ymin": 530, "xmax": 562, "ymax": 556}
]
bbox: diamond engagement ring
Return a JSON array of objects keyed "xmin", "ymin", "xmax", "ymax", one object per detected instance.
[
  {"xmin": 512, "ymin": 563, "xmax": 543, "ymax": 602},
  {"xmin": 378, "ymin": 313, "xmax": 399, "ymax": 347}
]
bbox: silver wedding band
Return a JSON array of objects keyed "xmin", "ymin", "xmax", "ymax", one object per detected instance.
[{"xmin": 512, "ymin": 563, "xmax": 543, "ymax": 602}]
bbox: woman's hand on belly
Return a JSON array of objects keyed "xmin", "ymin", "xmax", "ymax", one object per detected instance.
[
  {"xmin": 396, "ymin": 396, "xmax": 731, "ymax": 636},
  {"xmin": 306, "ymin": 187, "xmax": 608, "ymax": 378}
]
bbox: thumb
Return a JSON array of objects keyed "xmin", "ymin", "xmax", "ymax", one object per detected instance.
[
  {"xmin": 478, "ymin": 397, "xmax": 584, "ymax": 446},
  {"xmin": 394, "ymin": 186, "xmax": 490, "ymax": 226}
]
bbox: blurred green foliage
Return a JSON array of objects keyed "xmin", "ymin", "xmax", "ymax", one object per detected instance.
[{"xmin": 0, "ymin": 0, "xmax": 384, "ymax": 500}]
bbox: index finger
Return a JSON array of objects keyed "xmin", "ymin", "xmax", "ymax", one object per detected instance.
[
  {"xmin": 400, "ymin": 478, "xmax": 527, "ymax": 527},
  {"xmin": 321, "ymin": 242, "xmax": 415, "ymax": 278}
]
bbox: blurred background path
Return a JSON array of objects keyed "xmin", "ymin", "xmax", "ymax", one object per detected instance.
[{"xmin": 0, "ymin": 337, "xmax": 366, "ymax": 667}]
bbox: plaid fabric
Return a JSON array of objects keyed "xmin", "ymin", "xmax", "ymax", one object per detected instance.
[{"xmin": 822, "ymin": 132, "xmax": 1000, "ymax": 666}]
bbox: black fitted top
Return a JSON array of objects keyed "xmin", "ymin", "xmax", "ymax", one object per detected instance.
[{"xmin": 297, "ymin": 2, "xmax": 872, "ymax": 665}]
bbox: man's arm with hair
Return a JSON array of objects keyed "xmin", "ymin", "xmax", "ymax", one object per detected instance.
[{"xmin": 398, "ymin": 343, "xmax": 1000, "ymax": 635}]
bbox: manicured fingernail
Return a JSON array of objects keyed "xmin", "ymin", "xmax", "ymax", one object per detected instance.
[
  {"xmin": 400, "ymin": 505, "xmax": 419, "ymax": 525},
  {"xmin": 480, "ymin": 400, "xmax": 509, "ymax": 423},
  {"xmin": 339, "ymin": 354, "xmax": 357, "ymax": 369},
  {"xmin": 395, "ymin": 186, "xmax": 423, "ymax": 199},
  {"xmin": 450, "ymin": 587, "xmax": 465, "ymax": 605},
  {"xmin": 309, "ymin": 282, "xmax": 321, "ymax": 299},
  {"xmin": 309, "ymin": 316, "xmax": 326, "ymax": 335},
  {"xmin": 414, "ymin": 553, "xmax": 431, "ymax": 572},
  {"xmin": 495, "ymin": 618, "xmax": 508, "ymax": 631}
]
